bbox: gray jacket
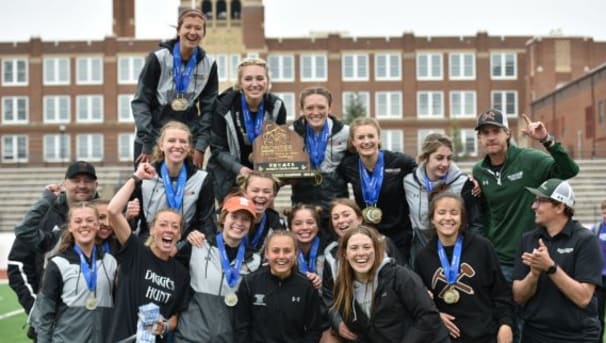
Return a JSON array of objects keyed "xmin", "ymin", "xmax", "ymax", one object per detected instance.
[
  {"xmin": 30, "ymin": 248, "xmax": 116, "ymax": 343},
  {"xmin": 175, "ymin": 238, "xmax": 261, "ymax": 342}
]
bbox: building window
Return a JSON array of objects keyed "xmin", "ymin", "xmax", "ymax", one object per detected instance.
[
  {"xmin": 417, "ymin": 91, "xmax": 443, "ymax": 118},
  {"xmin": 381, "ymin": 130, "xmax": 403, "ymax": 152},
  {"xmin": 117, "ymin": 94, "xmax": 134, "ymax": 122},
  {"xmin": 375, "ymin": 91, "xmax": 402, "ymax": 119},
  {"xmin": 76, "ymin": 95, "xmax": 103, "ymax": 122},
  {"xmin": 458, "ymin": 129, "xmax": 478, "ymax": 157},
  {"xmin": 44, "ymin": 134, "xmax": 70, "ymax": 162},
  {"xmin": 417, "ymin": 128, "xmax": 445, "ymax": 154},
  {"xmin": 342, "ymin": 91, "xmax": 370, "ymax": 118},
  {"xmin": 2, "ymin": 135, "xmax": 28, "ymax": 163},
  {"xmin": 449, "ymin": 53, "xmax": 475, "ymax": 80},
  {"xmin": 375, "ymin": 53, "xmax": 401, "ymax": 81},
  {"xmin": 491, "ymin": 91, "xmax": 518, "ymax": 117},
  {"xmin": 43, "ymin": 57, "xmax": 70, "ymax": 85},
  {"xmin": 43, "ymin": 96, "xmax": 70, "ymax": 123},
  {"xmin": 300, "ymin": 54, "xmax": 327, "ymax": 81},
  {"xmin": 76, "ymin": 56, "xmax": 103, "ymax": 84},
  {"xmin": 2, "ymin": 58, "xmax": 28, "ymax": 86},
  {"xmin": 273, "ymin": 92, "xmax": 296, "ymax": 121},
  {"xmin": 450, "ymin": 91, "xmax": 476, "ymax": 118},
  {"xmin": 491, "ymin": 52, "xmax": 517, "ymax": 79},
  {"xmin": 229, "ymin": 54, "xmax": 240, "ymax": 82},
  {"xmin": 599, "ymin": 100, "xmax": 605, "ymax": 124},
  {"xmin": 342, "ymin": 53, "xmax": 369, "ymax": 81},
  {"xmin": 118, "ymin": 56, "xmax": 144, "ymax": 84},
  {"xmin": 416, "ymin": 53, "xmax": 443, "ymax": 80},
  {"xmin": 77, "ymin": 134, "xmax": 103, "ymax": 161},
  {"xmin": 268, "ymin": 54, "xmax": 294, "ymax": 82},
  {"xmin": 2, "ymin": 96, "xmax": 28, "ymax": 124},
  {"xmin": 118, "ymin": 133, "xmax": 135, "ymax": 162}
]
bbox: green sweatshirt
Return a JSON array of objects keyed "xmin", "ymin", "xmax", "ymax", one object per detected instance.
[{"xmin": 472, "ymin": 142, "xmax": 579, "ymax": 265}]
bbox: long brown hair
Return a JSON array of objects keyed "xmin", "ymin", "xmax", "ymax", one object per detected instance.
[
  {"xmin": 56, "ymin": 202, "xmax": 99, "ymax": 253},
  {"xmin": 331, "ymin": 225, "xmax": 385, "ymax": 321},
  {"xmin": 151, "ymin": 121, "xmax": 193, "ymax": 163}
]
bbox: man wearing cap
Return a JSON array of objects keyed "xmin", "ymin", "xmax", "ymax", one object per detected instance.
[
  {"xmin": 7, "ymin": 161, "xmax": 98, "ymax": 337},
  {"xmin": 472, "ymin": 110, "xmax": 579, "ymax": 278},
  {"xmin": 512, "ymin": 179, "xmax": 602, "ymax": 342}
]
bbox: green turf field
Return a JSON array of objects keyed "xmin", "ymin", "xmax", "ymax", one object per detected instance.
[{"xmin": 0, "ymin": 282, "xmax": 30, "ymax": 343}]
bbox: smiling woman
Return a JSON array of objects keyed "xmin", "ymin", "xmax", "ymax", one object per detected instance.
[{"xmin": 208, "ymin": 58, "xmax": 287, "ymax": 203}]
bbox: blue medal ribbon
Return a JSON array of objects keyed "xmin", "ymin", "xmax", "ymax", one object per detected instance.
[
  {"xmin": 73, "ymin": 244, "xmax": 97, "ymax": 292},
  {"xmin": 161, "ymin": 162, "xmax": 187, "ymax": 210},
  {"xmin": 358, "ymin": 150, "xmax": 385, "ymax": 206},
  {"xmin": 437, "ymin": 235, "xmax": 463, "ymax": 285},
  {"xmin": 240, "ymin": 93, "xmax": 265, "ymax": 144},
  {"xmin": 423, "ymin": 168, "xmax": 448, "ymax": 192},
  {"xmin": 249, "ymin": 212, "xmax": 267, "ymax": 250},
  {"xmin": 305, "ymin": 122, "xmax": 330, "ymax": 169},
  {"xmin": 172, "ymin": 42, "xmax": 198, "ymax": 97},
  {"xmin": 102, "ymin": 241, "xmax": 110, "ymax": 254},
  {"xmin": 216, "ymin": 233, "xmax": 247, "ymax": 288},
  {"xmin": 297, "ymin": 236, "xmax": 320, "ymax": 274}
]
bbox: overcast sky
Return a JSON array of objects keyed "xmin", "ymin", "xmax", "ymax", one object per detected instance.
[{"xmin": 1, "ymin": 0, "xmax": 605, "ymax": 41}]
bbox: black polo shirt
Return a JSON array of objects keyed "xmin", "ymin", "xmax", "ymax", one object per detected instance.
[{"xmin": 513, "ymin": 219, "xmax": 602, "ymax": 342}]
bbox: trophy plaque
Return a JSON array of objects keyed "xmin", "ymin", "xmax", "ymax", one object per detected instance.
[{"xmin": 252, "ymin": 123, "xmax": 316, "ymax": 178}]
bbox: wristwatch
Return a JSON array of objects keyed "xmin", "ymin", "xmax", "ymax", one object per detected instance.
[
  {"xmin": 130, "ymin": 173, "xmax": 142, "ymax": 185},
  {"xmin": 545, "ymin": 262, "xmax": 558, "ymax": 275}
]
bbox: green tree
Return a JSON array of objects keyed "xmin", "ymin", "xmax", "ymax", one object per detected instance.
[{"xmin": 343, "ymin": 92, "xmax": 367, "ymax": 124}]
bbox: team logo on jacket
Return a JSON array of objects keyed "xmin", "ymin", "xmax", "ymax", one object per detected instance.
[
  {"xmin": 253, "ymin": 294, "xmax": 266, "ymax": 306},
  {"xmin": 431, "ymin": 262, "xmax": 476, "ymax": 301},
  {"xmin": 507, "ymin": 171, "xmax": 523, "ymax": 181}
]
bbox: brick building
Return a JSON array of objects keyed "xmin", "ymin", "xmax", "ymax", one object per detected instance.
[{"xmin": 1, "ymin": 0, "xmax": 605, "ymax": 167}]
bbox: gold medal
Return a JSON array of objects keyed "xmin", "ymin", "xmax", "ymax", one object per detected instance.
[
  {"xmin": 362, "ymin": 206, "xmax": 383, "ymax": 225},
  {"xmin": 171, "ymin": 97, "xmax": 188, "ymax": 111},
  {"xmin": 224, "ymin": 293, "xmax": 238, "ymax": 307},
  {"xmin": 443, "ymin": 287, "xmax": 460, "ymax": 304},
  {"xmin": 85, "ymin": 294, "xmax": 97, "ymax": 310},
  {"xmin": 314, "ymin": 172, "xmax": 323, "ymax": 186}
]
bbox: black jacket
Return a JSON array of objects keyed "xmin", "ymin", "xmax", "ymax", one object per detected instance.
[
  {"xmin": 132, "ymin": 39, "xmax": 218, "ymax": 154},
  {"xmin": 290, "ymin": 115, "xmax": 350, "ymax": 215},
  {"xmin": 208, "ymin": 88, "xmax": 287, "ymax": 202},
  {"xmin": 414, "ymin": 232, "xmax": 513, "ymax": 342},
  {"xmin": 339, "ymin": 261, "xmax": 450, "ymax": 343},
  {"xmin": 338, "ymin": 150, "xmax": 417, "ymax": 260},
  {"xmin": 9, "ymin": 190, "xmax": 70, "ymax": 313},
  {"xmin": 234, "ymin": 266, "xmax": 328, "ymax": 343}
]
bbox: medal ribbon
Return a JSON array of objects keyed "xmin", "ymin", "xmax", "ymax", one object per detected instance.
[
  {"xmin": 305, "ymin": 122, "xmax": 330, "ymax": 169},
  {"xmin": 216, "ymin": 232, "xmax": 247, "ymax": 288},
  {"xmin": 437, "ymin": 235, "xmax": 463, "ymax": 285},
  {"xmin": 423, "ymin": 169, "xmax": 448, "ymax": 192},
  {"xmin": 240, "ymin": 93, "xmax": 265, "ymax": 144},
  {"xmin": 297, "ymin": 236, "xmax": 320, "ymax": 273},
  {"xmin": 73, "ymin": 244, "xmax": 97, "ymax": 292},
  {"xmin": 161, "ymin": 162, "xmax": 187, "ymax": 210},
  {"xmin": 172, "ymin": 42, "xmax": 199, "ymax": 95},
  {"xmin": 249, "ymin": 212, "xmax": 267, "ymax": 250},
  {"xmin": 358, "ymin": 150, "xmax": 385, "ymax": 206},
  {"xmin": 102, "ymin": 241, "xmax": 110, "ymax": 254}
]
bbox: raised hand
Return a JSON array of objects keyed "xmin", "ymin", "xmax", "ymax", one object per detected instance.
[{"xmin": 520, "ymin": 113, "xmax": 548, "ymax": 141}]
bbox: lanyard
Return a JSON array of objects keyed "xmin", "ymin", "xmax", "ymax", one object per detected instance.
[
  {"xmin": 172, "ymin": 42, "xmax": 198, "ymax": 95},
  {"xmin": 297, "ymin": 236, "xmax": 320, "ymax": 273},
  {"xmin": 216, "ymin": 233, "xmax": 247, "ymax": 288},
  {"xmin": 305, "ymin": 122, "xmax": 330, "ymax": 169},
  {"xmin": 423, "ymin": 167, "xmax": 448, "ymax": 192},
  {"xmin": 437, "ymin": 236, "xmax": 463, "ymax": 285},
  {"xmin": 240, "ymin": 93, "xmax": 265, "ymax": 144},
  {"xmin": 73, "ymin": 244, "xmax": 97, "ymax": 292},
  {"xmin": 249, "ymin": 212, "xmax": 267, "ymax": 250},
  {"xmin": 358, "ymin": 150, "xmax": 385, "ymax": 206},
  {"xmin": 161, "ymin": 162, "xmax": 187, "ymax": 210}
]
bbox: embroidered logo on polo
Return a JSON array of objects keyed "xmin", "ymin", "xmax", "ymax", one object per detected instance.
[
  {"xmin": 253, "ymin": 294, "xmax": 266, "ymax": 306},
  {"xmin": 431, "ymin": 262, "xmax": 476, "ymax": 300},
  {"xmin": 507, "ymin": 171, "xmax": 524, "ymax": 181},
  {"xmin": 556, "ymin": 247, "xmax": 574, "ymax": 254}
]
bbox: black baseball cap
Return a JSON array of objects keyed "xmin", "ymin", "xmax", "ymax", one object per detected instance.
[
  {"xmin": 65, "ymin": 161, "xmax": 97, "ymax": 180},
  {"xmin": 475, "ymin": 109, "xmax": 509, "ymax": 130}
]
